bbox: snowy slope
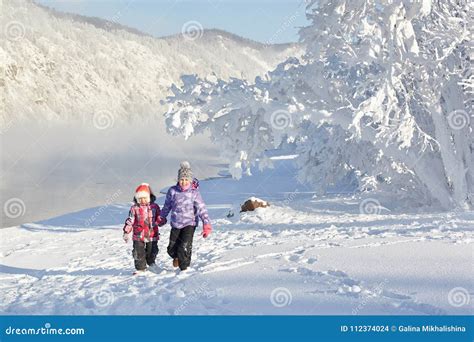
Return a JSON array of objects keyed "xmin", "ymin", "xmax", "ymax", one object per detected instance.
[
  {"xmin": 1, "ymin": 0, "xmax": 302, "ymax": 125},
  {"xmin": 1, "ymin": 156, "xmax": 472, "ymax": 315}
]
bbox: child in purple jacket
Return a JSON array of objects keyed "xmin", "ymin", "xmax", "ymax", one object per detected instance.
[{"xmin": 159, "ymin": 161, "xmax": 212, "ymax": 271}]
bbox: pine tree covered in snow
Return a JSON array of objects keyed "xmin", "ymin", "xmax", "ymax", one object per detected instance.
[{"xmin": 163, "ymin": 0, "xmax": 473, "ymax": 210}]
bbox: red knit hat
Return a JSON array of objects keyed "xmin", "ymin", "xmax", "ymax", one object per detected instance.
[{"xmin": 135, "ymin": 183, "xmax": 151, "ymax": 201}]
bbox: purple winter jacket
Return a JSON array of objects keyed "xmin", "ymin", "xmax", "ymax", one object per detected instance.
[{"xmin": 160, "ymin": 178, "xmax": 211, "ymax": 229}]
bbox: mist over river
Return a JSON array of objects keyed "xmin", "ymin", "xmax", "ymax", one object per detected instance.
[{"xmin": 0, "ymin": 121, "xmax": 223, "ymax": 228}]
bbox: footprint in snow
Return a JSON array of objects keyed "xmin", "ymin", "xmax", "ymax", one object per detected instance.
[
  {"xmin": 381, "ymin": 289, "xmax": 411, "ymax": 300},
  {"xmin": 285, "ymin": 254, "xmax": 303, "ymax": 262},
  {"xmin": 327, "ymin": 269, "xmax": 348, "ymax": 278},
  {"xmin": 392, "ymin": 300, "xmax": 446, "ymax": 315},
  {"xmin": 337, "ymin": 285, "xmax": 363, "ymax": 297},
  {"xmin": 159, "ymin": 293, "xmax": 171, "ymax": 302}
]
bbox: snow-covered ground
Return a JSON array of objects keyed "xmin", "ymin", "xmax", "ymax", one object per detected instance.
[{"xmin": 1, "ymin": 157, "xmax": 473, "ymax": 315}]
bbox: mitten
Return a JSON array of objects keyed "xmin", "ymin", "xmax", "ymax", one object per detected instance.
[
  {"xmin": 202, "ymin": 224, "xmax": 212, "ymax": 238},
  {"xmin": 123, "ymin": 233, "xmax": 130, "ymax": 243}
]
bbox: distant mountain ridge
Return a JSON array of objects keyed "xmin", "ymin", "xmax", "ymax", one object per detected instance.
[
  {"xmin": 36, "ymin": 1, "xmax": 296, "ymax": 50},
  {"xmin": 1, "ymin": 0, "xmax": 303, "ymax": 126}
]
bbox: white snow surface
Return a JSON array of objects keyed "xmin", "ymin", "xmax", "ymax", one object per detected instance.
[{"xmin": 0, "ymin": 158, "xmax": 473, "ymax": 315}]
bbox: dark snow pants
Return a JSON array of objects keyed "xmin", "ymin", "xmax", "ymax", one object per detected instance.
[
  {"xmin": 167, "ymin": 225, "xmax": 196, "ymax": 270},
  {"xmin": 132, "ymin": 240, "xmax": 158, "ymax": 270}
]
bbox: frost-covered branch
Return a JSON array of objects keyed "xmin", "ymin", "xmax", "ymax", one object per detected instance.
[{"xmin": 163, "ymin": 0, "xmax": 472, "ymax": 209}]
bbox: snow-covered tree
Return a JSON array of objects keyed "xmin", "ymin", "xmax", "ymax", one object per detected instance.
[{"xmin": 163, "ymin": 0, "xmax": 473, "ymax": 210}]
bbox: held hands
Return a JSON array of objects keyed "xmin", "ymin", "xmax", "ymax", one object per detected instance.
[
  {"xmin": 158, "ymin": 217, "xmax": 167, "ymax": 227},
  {"xmin": 202, "ymin": 224, "xmax": 212, "ymax": 238}
]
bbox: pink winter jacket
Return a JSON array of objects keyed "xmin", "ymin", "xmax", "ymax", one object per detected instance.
[{"xmin": 123, "ymin": 203, "xmax": 161, "ymax": 242}]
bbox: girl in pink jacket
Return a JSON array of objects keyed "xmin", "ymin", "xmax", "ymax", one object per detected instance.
[{"xmin": 123, "ymin": 183, "xmax": 162, "ymax": 273}]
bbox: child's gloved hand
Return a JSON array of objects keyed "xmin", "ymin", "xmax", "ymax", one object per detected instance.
[
  {"xmin": 202, "ymin": 224, "xmax": 212, "ymax": 238},
  {"xmin": 123, "ymin": 233, "xmax": 130, "ymax": 243},
  {"xmin": 158, "ymin": 217, "xmax": 167, "ymax": 227}
]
